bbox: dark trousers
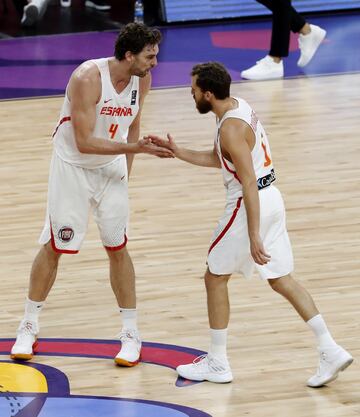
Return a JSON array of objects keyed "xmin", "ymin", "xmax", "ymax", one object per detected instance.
[{"xmin": 256, "ymin": 0, "xmax": 306, "ymax": 57}]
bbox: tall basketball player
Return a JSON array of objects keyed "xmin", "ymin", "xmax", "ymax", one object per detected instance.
[{"xmin": 10, "ymin": 23, "xmax": 173, "ymax": 366}]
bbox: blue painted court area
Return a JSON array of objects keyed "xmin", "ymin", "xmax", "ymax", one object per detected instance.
[
  {"xmin": 0, "ymin": 396, "xmax": 211, "ymax": 417},
  {"xmin": 0, "ymin": 12, "xmax": 359, "ymax": 99}
]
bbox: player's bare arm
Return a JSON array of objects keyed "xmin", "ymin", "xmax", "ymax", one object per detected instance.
[
  {"xmin": 147, "ymin": 133, "xmax": 221, "ymax": 168},
  {"xmin": 126, "ymin": 73, "xmax": 151, "ymax": 176},
  {"xmin": 68, "ymin": 63, "xmax": 173, "ymax": 158},
  {"xmin": 220, "ymin": 118, "xmax": 270, "ymax": 265}
]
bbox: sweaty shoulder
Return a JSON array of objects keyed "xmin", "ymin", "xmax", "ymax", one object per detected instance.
[
  {"xmin": 68, "ymin": 61, "xmax": 101, "ymax": 102},
  {"xmin": 220, "ymin": 117, "xmax": 255, "ymax": 152},
  {"xmin": 220, "ymin": 117, "xmax": 250, "ymax": 138}
]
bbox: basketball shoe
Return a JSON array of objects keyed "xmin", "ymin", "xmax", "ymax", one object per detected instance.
[
  {"xmin": 241, "ymin": 56, "xmax": 284, "ymax": 80},
  {"xmin": 176, "ymin": 354, "xmax": 233, "ymax": 383},
  {"xmin": 114, "ymin": 328, "xmax": 141, "ymax": 366},
  {"xmin": 307, "ymin": 345, "xmax": 353, "ymax": 388},
  {"xmin": 10, "ymin": 319, "xmax": 38, "ymax": 360},
  {"xmin": 297, "ymin": 24, "xmax": 327, "ymax": 67},
  {"xmin": 85, "ymin": 0, "xmax": 111, "ymax": 11}
]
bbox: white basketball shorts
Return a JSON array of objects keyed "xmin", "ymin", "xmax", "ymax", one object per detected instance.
[
  {"xmin": 39, "ymin": 152, "xmax": 129, "ymax": 254},
  {"xmin": 207, "ymin": 185, "xmax": 294, "ymax": 279}
]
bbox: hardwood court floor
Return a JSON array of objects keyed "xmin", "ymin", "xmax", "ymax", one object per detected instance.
[{"xmin": 0, "ymin": 73, "xmax": 359, "ymax": 417}]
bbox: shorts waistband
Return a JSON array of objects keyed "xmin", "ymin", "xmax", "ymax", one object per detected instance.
[{"xmin": 257, "ymin": 169, "xmax": 276, "ymax": 190}]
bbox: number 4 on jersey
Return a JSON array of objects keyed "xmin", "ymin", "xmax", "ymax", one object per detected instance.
[{"xmin": 109, "ymin": 123, "xmax": 119, "ymax": 139}]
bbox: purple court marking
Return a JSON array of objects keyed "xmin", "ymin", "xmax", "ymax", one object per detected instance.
[
  {"xmin": 0, "ymin": 13, "xmax": 359, "ymax": 99},
  {"xmin": 0, "ymin": 338, "xmax": 205, "ymax": 387},
  {"xmin": 0, "ymin": 360, "xmax": 212, "ymax": 417}
]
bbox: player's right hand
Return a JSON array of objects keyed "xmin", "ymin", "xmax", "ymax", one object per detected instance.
[
  {"xmin": 137, "ymin": 137, "xmax": 175, "ymax": 158},
  {"xmin": 145, "ymin": 134, "xmax": 178, "ymax": 156}
]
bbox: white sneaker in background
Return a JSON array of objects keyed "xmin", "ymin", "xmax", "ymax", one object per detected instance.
[
  {"xmin": 21, "ymin": 0, "xmax": 49, "ymax": 26},
  {"xmin": 114, "ymin": 328, "xmax": 142, "ymax": 366},
  {"xmin": 241, "ymin": 56, "xmax": 284, "ymax": 80},
  {"xmin": 60, "ymin": 0, "xmax": 71, "ymax": 7},
  {"xmin": 10, "ymin": 320, "xmax": 39, "ymax": 360},
  {"xmin": 85, "ymin": 0, "xmax": 111, "ymax": 11},
  {"xmin": 21, "ymin": 2, "xmax": 39, "ymax": 26},
  {"xmin": 307, "ymin": 345, "xmax": 353, "ymax": 388},
  {"xmin": 297, "ymin": 24, "xmax": 327, "ymax": 67},
  {"xmin": 176, "ymin": 354, "xmax": 233, "ymax": 383}
]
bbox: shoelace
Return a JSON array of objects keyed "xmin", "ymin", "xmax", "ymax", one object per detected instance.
[
  {"xmin": 117, "ymin": 330, "xmax": 140, "ymax": 344},
  {"xmin": 256, "ymin": 57, "xmax": 270, "ymax": 66},
  {"xmin": 17, "ymin": 321, "xmax": 38, "ymax": 336},
  {"xmin": 191, "ymin": 355, "xmax": 229, "ymax": 373},
  {"xmin": 192, "ymin": 354, "xmax": 208, "ymax": 366},
  {"xmin": 315, "ymin": 351, "xmax": 328, "ymax": 376}
]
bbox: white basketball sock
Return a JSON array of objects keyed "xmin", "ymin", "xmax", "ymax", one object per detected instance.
[
  {"xmin": 24, "ymin": 297, "xmax": 43, "ymax": 323},
  {"xmin": 120, "ymin": 307, "xmax": 137, "ymax": 330},
  {"xmin": 209, "ymin": 328, "xmax": 228, "ymax": 358},
  {"xmin": 307, "ymin": 314, "xmax": 338, "ymax": 349}
]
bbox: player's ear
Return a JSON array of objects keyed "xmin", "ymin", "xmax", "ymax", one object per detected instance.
[
  {"xmin": 204, "ymin": 91, "xmax": 213, "ymax": 101},
  {"xmin": 125, "ymin": 51, "xmax": 134, "ymax": 63}
]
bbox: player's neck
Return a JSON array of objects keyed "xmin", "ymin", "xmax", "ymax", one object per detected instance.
[
  {"xmin": 213, "ymin": 97, "xmax": 237, "ymax": 120},
  {"xmin": 108, "ymin": 58, "xmax": 132, "ymax": 94}
]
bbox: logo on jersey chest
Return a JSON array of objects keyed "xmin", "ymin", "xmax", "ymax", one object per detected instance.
[{"xmin": 100, "ymin": 106, "xmax": 133, "ymax": 117}]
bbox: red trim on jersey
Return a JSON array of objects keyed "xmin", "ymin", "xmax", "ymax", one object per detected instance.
[
  {"xmin": 221, "ymin": 155, "xmax": 241, "ymax": 182},
  {"xmin": 50, "ymin": 220, "xmax": 79, "ymax": 254},
  {"xmin": 52, "ymin": 116, "xmax": 71, "ymax": 138},
  {"xmin": 104, "ymin": 234, "xmax": 128, "ymax": 252},
  {"xmin": 208, "ymin": 197, "xmax": 242, "ymax": 254}
]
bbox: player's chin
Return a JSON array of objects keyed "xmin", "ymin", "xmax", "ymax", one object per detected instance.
[{"xmin": 139, "ymin": 70, "xmax": 150, "ymax": 77}]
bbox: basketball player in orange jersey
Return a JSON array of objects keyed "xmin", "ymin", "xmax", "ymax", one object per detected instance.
[
  {"xmin": 10, "ymin": 23, "xmax": 173, "ymax": 366},
  {"xmin": 147, "ymin": 62, "xmax": 353, "ymax": 387}
]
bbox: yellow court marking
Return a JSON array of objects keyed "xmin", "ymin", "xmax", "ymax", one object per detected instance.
[{"xmin": 0, "ymin": 363, "xmax": 48, "ymax": 393}]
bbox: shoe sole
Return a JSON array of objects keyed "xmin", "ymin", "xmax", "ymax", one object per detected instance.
[
  {"xmin": 177, "ymin": 371, "xmax": 233, "ymax": 383},
  {"xmin": 240, "ymin": 73, "xmax": 284, "ymax": 81},
  {"xmin": 307, "ymin": 357, "xmax": 353, "ymax": 388},
  {"xmin": 114, "ymin": 355, "xmax": 141, "ymax": 367},
  {"xmin": 85, "ymin": 1, "xmax": 110, "ymax": 10},
  {"xmin": 10, "ymin": 340, "xmax": 38, "ymax": 361}
]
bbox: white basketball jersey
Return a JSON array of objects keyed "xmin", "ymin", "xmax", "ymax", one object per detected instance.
[
  {"xmin": 215, "ymin": 97, "xmax": 275, "ymax": 201},
  {"xmin": 53, "ymin": 58, "xmax": 140, "ymax": 169}
]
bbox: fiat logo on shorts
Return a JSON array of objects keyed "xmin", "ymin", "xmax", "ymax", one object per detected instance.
[{"xmin": 58, "ymin": 226, "xmax": 74, "ymax": 242}]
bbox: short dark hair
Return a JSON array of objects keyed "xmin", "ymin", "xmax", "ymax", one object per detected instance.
[
  {"xmin": 114, "ymin": 23, "xmax": 162, "ymax": 60},
  {"xmin": 191, "ymin": 62, "xmax": 231, "ymax": 100}
]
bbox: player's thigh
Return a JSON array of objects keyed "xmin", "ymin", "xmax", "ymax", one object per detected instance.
[
  {"xmin": 94, "ymin": 173, "xmax": 129, "ymax": 249},
  {"xmin": 40, "ymin": 153, "xmax": 91, "ymax": 252}
]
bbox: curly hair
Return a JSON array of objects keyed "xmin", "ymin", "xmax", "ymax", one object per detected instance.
[
  {"xmin": 114, "ymin": 23, "xmax": 162, "ymax": 60},
  {"xmin": 191, "ymin": 62, "xmax": 231, "ymax": 100}
]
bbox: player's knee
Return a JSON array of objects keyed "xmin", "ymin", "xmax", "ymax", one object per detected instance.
[
  {"xmin": 268, "ymin": 274, "xmax": 292, "ymax": 293},
  {"xmin": 204, "ymin": 270, "xmax": 230, "ymax": 290},
  {"xmin": 43, "ymin": 241, "xmax": 62, "ymax": 262},
  {"xmin": 106, "ymin": 246, "xmax": 128, "ymax": 261}
]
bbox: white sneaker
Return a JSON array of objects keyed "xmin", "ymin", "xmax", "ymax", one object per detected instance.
[
  {"xmin": 241, "ymin": 56, "xmax": 284, "ymax": 80},
  {"xmin": 114, "ymin": 328, "xmax": 141, "ymax": 366},
  {"xmin": 10, "ymin": 320, "xmax": 39, "ymax": 361},
  {"xmin": 307, "ymin": 345, "xmax": 353, "ymax": 388},
  {"xmin": 21, "ymin": 0, "xmax": 48, "ymax": 26},
  {"xmin": 60, "ymin": 0, "xmax": 71, "ymax": 7},
  {"xmin": 85, "ymin": 0, "xmax": 111, "ymax": 11},
  {"xmin": 297, "ymin": 24, "xmax": 327, "ymax": 67},
  {"xmin": 21, "ymin": 3, "xmax": 39, "ymax": 26},
  {"xmin": 176, "ymin": 354, "xmax": 233, "ymax": 383}
]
